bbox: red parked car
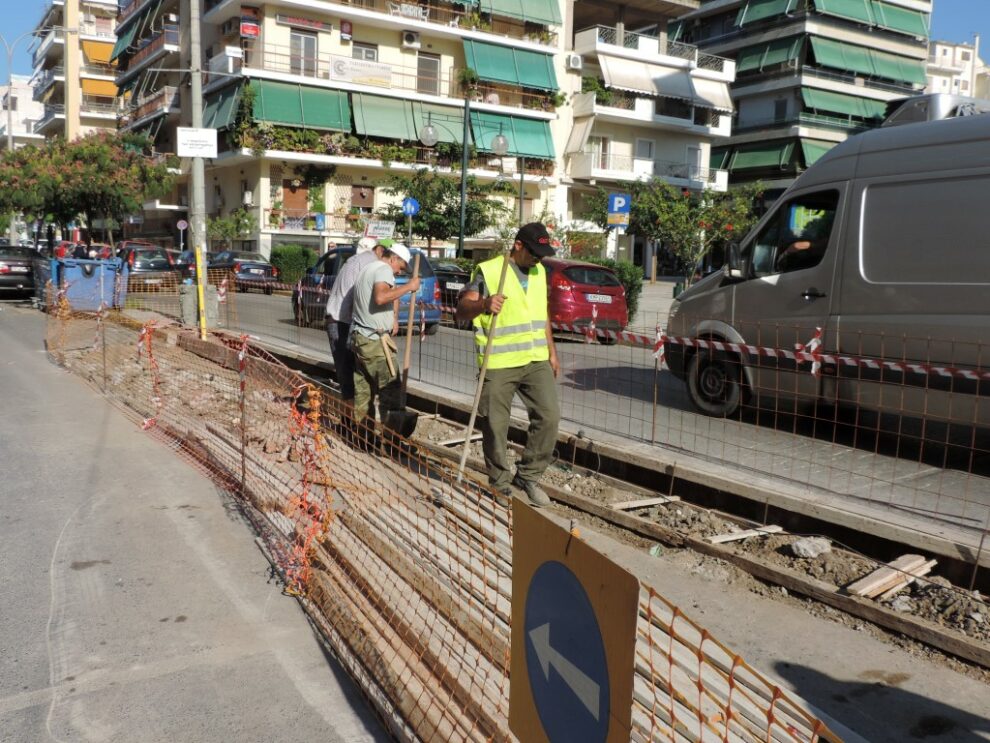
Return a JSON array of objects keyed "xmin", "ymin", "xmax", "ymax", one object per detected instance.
[{"xmin": 543, "ymin": 258, "xmax": 628, "ymax": 340}]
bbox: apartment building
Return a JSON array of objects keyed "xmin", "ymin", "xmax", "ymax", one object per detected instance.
[
  {"xmin": 672, "ymin": 0, "xmax": 931, "ymax": 195},
  {"xmin": 0, "ymin": 75, "xmax": 46, "ymax": 150},
  {"xmin": 31, "ymin": 0, "xmax": 119, "ymax": 142},
  {"xmin": 927, "ymin": 37, "xmax": 990, "ymax": 99}
]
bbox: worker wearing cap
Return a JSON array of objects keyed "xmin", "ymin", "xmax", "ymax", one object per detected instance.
[
  {"xmin": 325, "ymin": 237, "xmax": 387, "ymax": 420},
  {"xmin": 350, "ymin": 242, "xmax": 420, "ymax": 438},
  {"xmin": 456, "ymin": 223, "xmax": 560, "ymax": 507}
]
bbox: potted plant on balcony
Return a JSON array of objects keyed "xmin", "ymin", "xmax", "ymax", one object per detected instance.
[
  {"xmin": 269, "ymin": 199, "xmax": 283, "ymax": 228},
  {"xmin": 458, "ymin": 67, "xmax": 481, "ymax": 98}
]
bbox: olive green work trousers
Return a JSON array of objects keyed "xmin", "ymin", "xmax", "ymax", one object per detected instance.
[{"xmin": 478, "ymin": 360, "xmax": 560, "ymax": 491}]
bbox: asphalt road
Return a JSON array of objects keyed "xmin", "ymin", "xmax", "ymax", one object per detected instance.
[
  {"xmin": 227, "ymin": 291, "xmax": 990, "ymax": 538},
  {"xmin": 0, "ymin": 300, "xmax": 388, "ymax": 743}
]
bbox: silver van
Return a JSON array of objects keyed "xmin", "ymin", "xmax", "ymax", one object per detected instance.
[{"xmin": 665, "ymin": 115, "xmax": 990, "ymax": 428}]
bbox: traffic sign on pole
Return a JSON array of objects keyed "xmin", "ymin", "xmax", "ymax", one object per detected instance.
[
  {"xmin": 607, "ymin": 193, "xmax": 632, "ymax": 228},
  {"xmin": 510, "ymin": 503, "xmax": 638, "ymax": 743},
  {"xmin": 402, "ymin": 197, "xmax": 420, "ymax": 217}
]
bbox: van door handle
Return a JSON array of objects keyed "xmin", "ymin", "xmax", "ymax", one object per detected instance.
[{"xmin": 801, "ymin": 288, "xmax": 826, "ymax": 300}]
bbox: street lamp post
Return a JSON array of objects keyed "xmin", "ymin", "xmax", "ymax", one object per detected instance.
[
  {"xmin": 1, "ymin": 26, "xmax": 76, "ymax": 245},
  {"xmin": 418, "ymin": 99, "xmax": 508, "ymax": 258}
]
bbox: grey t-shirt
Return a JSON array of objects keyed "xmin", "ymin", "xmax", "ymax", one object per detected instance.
[
  {"xmin": 325, "ymin": 250, "xmax": 379, "ymax": 323},
  {"xmin": 351, "ymin": 260, "xmax": 396, "ymax": 338}
]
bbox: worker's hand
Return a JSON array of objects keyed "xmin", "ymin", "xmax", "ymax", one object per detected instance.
[
  {"xmin": 484, "ymin": 293, "xmax": 505, "ymax": 314},
  {"xmin": 549, "ymin": 349, "xmax": 560, "ymax": 378},
  {"xmin": 406, "ymin": 276, "xmax": 421, "ymax": 294},
  {"xmin": 392, "ymin": 320, "xmax": 399, "ymax": 336}
]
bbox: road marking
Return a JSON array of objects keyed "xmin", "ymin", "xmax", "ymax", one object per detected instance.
[{"xmin": 528, "ymin": 622, "xmax": 601, "ymax": 721}]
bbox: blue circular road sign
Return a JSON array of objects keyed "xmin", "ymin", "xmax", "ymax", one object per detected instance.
[
  {"xmin": 402, "ymin": 197, "xmax": 420, "ymax": 216},
  {"xmin": 525, "ymin": 560, "xmax": 610, "ymax": 742}
]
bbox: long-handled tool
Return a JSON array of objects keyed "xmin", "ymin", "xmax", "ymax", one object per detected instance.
[
  {"xmin": 383, "ymin": 253, "xmax": 420, "ymax": 438},
  {"xmin": 457, "ymin": 250, "xmax": 511, "ymax": 482}
]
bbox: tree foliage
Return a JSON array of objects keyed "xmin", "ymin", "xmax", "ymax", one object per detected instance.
[
  {"xmin": 381, "ymin": 168, "xmax": 509, "ymax": 250},
  {"xmin": 0, "ymin": 131, "xmax": 174, "ymax": 243},
  {"xmin": 208, "ymin": 207, "xmax": 259, "ymax": 250},
  {"xmin": 585, "ymin": 180, "xmax": 764, "ymax": 283}
]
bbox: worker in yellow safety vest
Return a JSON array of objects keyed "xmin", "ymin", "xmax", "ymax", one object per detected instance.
[{"xmin": 456, "ymin": 222, "xmax": 560, "ymax": 507}]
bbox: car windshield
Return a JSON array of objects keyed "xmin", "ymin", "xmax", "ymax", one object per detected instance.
[
  {"xmin": 136, "ymin": 249, "xmax": 170, "ymax": 260},
  {"xmin": 232, "ymin": 252, "xmax": 268, "ymax": 262},
  {"xmin": 562, "ymin": 266, "xmax": 621, "ymax": 287},
  {"xmin": 434, "ymin": 263, "xmax": 464, "ymax": 273},
  {"xmin": 0, "ymin": 247, "xmax": 37, "ymax": 258}
]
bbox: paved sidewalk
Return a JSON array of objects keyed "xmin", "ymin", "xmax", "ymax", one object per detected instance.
[
  {"xmin": 632, "ymin": 276, "xmax": 679, "ymax": 328},
  {"xmin": 0, "ymin": 305, "xmax": 387, "ymax": 743}
]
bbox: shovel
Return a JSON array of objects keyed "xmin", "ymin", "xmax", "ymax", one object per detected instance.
[{"xmin": 383, "ymin": 253, "xmax": 420, "ymax": 439}]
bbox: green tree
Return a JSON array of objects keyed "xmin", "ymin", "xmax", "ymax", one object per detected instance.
[
  {"xmin": 208, "ymin": 207, "xmax": 259, "ymax": 251},
  {"xmin": 380, "ymin": 168, "xmax": 508, "ymax": 251},
  {"xmin": 586, "ymin": 180, "xmax": 764, "ymax": 285}
]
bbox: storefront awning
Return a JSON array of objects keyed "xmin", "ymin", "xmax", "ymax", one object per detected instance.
[
  {"xmin": 479, "ymin": 0, "xmax": 561, "ymax": 26},
  {"xmin": 470, "ymin": 112, "xmax": 554, "ymax": 159},
  {"xmin": 253, "ymin": 81, "xmax": 351, "ymax": 131},
  {"xmin": 203, "ymin": 83, "xmax": 243, "ymax": 130},
  {"xmin": 463, "ymin": 40, "xmax": 558, "ymax": 91}
]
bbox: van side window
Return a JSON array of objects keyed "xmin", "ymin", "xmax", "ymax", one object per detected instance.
[{"xmin": 748, "ymin": 190, "xmax": 839, "ymax": 277}]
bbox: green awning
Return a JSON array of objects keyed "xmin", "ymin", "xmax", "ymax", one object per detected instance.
[
  {"xmin": 480, "ymin": 0, "xmax": 561, "ymax": 25},
  {"xmin": 801, "ymin": 87, "xmax": 887, "ymax": 119},
  {"xmin": 470, "ymin": 112, "xmax": 554, "ymax": 159},
  {"xmin": 731, "ymin": 141, "xmax": 795, "ymax": 171},
  {"xmin": 737, "ymin": 37, "xmax": 803, "ymax": 72},
  {"xmin": 873, "ymin": 51, "xmax": 927, "ymax": 85},
  {"xmin": 710, "ymin": 147, "xmax": 731, "ymax": 170},
  {"xmin": 801, "ymin": 139, "xmax": 836, "ymax": 166},
  {"xmin": 872, "ymin": 1, "xmax": 929, "ymax": 36},
  {"xmin": 668, "ymin": 20, "xmax": 683, "ymax": 42},
  {"xmin": 736, "ymin": 0, "xmax": 799, "ymax": 26},
  {"xmin": 110, "ymin": 21, "xmax": 139, "ymax": 62},
  {"xmin": 812, "ymin": 0, "xmax": 873, "ymax": 25},
  {"xmin": 463, "ymin": 40, "xmax": 558, "ymax": 91},
  {"xmin": 810, "ymin": 36, "xmax": 875, "ymax": 76},
  {"xmin": 116, "ymin": 76, "xmax": 139, "ymax": 97},
  {"xmin": 252, "ymin": 81, "xmax": 351, "ymax": 131},
  {"xmin": 409, "ymin": 102, "xmax": 467, "ymax": 144},
  {"xmin": 203, "ymin": 83, "xmax": 243, "ymax": 130},
  {"xmin": 352, "ymin": 94, "xmax": 416, "ymax": 140}
]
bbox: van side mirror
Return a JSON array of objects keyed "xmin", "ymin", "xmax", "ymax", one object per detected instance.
[{"xmin": 723, "ymin": 242, "xmax": 745, "ymax": 280}]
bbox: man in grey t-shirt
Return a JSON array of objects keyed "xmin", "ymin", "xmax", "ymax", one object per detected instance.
[{"xmin": 350, "ymin": 244, "xmax": 419, "ymax": 434}]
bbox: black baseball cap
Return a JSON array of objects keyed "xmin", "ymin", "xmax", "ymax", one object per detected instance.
[{"xmin": 515, "ymin": 222, "xmax": 555, "ymax": 258}]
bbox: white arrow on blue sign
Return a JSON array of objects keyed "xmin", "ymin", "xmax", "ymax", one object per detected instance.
[{"xmin": 402, "ymin": 197, "xmax": 420, "ymax": 216}]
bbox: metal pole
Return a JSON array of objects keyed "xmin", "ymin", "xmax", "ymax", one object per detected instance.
[
  {"xmin": 5, "ymin": 41, "xmax": 17, "ymax": 246},
  {"xmin": 457, "ymin": 95, "xmax": 470, "ymax": 258},
  {"xmin": 188, "ymin": 0, "xmax": 209, "ymax": 340},
  {"xmin": 518, "ymin": 156, "xmax": 525, "ymax": 224}
]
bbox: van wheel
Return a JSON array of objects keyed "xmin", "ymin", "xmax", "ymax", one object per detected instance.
[{"xmin": 687, "ymin": 351, "xmax": 741, "ymax": 417}]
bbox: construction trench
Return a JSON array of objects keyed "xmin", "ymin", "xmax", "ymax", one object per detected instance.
[{"xmin": 43, "ymin": 298, "xmax": 989, "ymax": 741}]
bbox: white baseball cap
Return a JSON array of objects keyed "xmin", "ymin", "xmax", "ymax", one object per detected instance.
[
  {"xmin": 389, "ymin": 243, "xmax": 412, "ymax": 265},
  {"xmin": 356, "ymin": 236, "xmax": 378, "ymax": 254}
]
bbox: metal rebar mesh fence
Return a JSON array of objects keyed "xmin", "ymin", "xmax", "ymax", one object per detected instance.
[{"xmin": 44, "ymin": 298, "xmax": 841, "ymax": 742}]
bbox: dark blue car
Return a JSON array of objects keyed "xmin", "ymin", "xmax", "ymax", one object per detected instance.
[{"xmin": 292, "ymin": 245, "xmax": 440, "ymax": 333}]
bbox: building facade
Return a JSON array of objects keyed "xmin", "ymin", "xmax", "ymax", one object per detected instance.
[
  {"xmin": 1, "ymin": 75, "xmax": 46, "ymax": 150},
  {"xmin": 31, "ymin": 0, "xmax": 119, "ymax": 142},
  {"xmin": 114, "ymin": 0, "xmax": 735, "ymax": 272},
  {"xmin": 927, "ymin": 37, "xmax": 990, "ymax": 99},
  {"xmin": 673, "ymin": 0, "xmax": 931, "ymax": 195}
]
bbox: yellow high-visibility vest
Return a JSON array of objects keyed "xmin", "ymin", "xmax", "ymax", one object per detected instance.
[{"xmin": 473, "ymin": 256, "xmax": 549, "ymax": 369}]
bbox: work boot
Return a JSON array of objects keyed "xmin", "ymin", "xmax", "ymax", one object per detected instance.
[
  {"xmin": 492, "ymin": 487, "xmax": 513, "ymax": 509},
  {"xmin": 512, "ymin": 476, "xmax": 551, "ymax": 508}
]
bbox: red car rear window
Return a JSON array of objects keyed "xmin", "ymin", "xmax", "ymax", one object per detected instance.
[{"xmin": 562, "ymin": 266, "xmax": 621, "ymax": 287}]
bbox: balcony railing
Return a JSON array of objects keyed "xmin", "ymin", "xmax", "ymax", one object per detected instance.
[
  {"xmin": 265, "ymin": 209, "xmax": 350, "ymax": 232},
  {"xmin": 243, "ymin": 42, "xmax": 561, "ymax": 112},
  {"xmin": 80, "ymin": 62, "xmax": 117, "ymax": 77},
  {"xmin": 80, "ymin": 18, "xmax": 115, "ymax": 38},
  {"xmin": 574, "ymin": 150, "xmax": 723, "ymax": 184},
  {"xmin": 738, "ymin": 62, "xmax": 922, "ymax": 95},
  {"xmin": 33, "ymin": 65, "xmax": 65, "ymax": 97},
  {"xmin": 733, "ymin": 112, "xmax": 875, "ymax": 134},
  {"xmin": 32, "ymin": 29, "xmax": 65, "ymax": 66},
  {"xmin": 122, "ymin": 24, "xmax": 180, "ymax": 70},
  {"xmin": 210, "ymin": 0, "xmax": 558, "ymax": 46},
  {"xmin": 121, "ymin": 85, "xmax": 179, "ymax": 124},
  {"xmin": 81, "ymin": 94, "xmax": 118, "ymax": 115},
  {"xmin": 35, "ymin": 103, "xmax": 66, "ymax": 131},
  {"xmin": 117, "ymin": 0, "xmax": 153, "ymax": 24},
  {"xmin": 578, "ymin": 25, "xmax": 731, "ymax": 73}
]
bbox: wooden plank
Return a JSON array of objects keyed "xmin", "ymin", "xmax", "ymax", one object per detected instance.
[
  {"xmin": 845, "ymin": 555, "xmax": 928, "ymax": 598},
  {"xmin": 707, "ymin": 525, "xmax": 783, "ymax": 545},
  {"xmin": 877, "ymin": 559, "xmax": 937, "ymax": 601},
  {"xmin": 610, "ymin": 496, "xmax": 680, "ymax": 510},
  {"xmin": 438, "ymin": 432, "xmax": 483, "ymax": 447}
]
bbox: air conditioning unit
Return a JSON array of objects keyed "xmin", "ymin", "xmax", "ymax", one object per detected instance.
[
  {"xmin": 401, "ymin": 30, "xmax": 421, "ymax": 49},
  {"xmin": 220, "ymin": 18, "xmax": 238, "ymax": 38},
  {"xmin": 566, "ymin": 53, "xmax": 583, "ymax": 71}
]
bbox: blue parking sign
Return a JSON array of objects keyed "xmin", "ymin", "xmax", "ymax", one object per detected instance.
[{"xmin": 607, "ymin": 193, "xmax": 631, "ymax": 228}]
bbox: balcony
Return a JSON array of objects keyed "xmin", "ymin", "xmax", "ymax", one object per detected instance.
[
  {"xmin": 120, "ymin": 86, "xmax": 180, "ymax": 129},
  {"xmin": 240, "ymin": 42, "xmax": 561, "ymax": 113},
  {"xmin": 264, "ymin": 209, "xmax": 351, "ymax": 233},
  {"xmin": 34, "ymin": 103, "xmax": 66, "ymax": 133},
  {"xmin": 31, "ymin": 29, "xmax": 66, "ymax": 68},
  {"xmin": 118, "ymin": 24, "xmax": 180, "ymax": 79},
  {"xmin": 81, "ymin": 94, "xmax": 118, "ymax": 117},
  {"xmin": 737, "ymin": 64, "xmax": 922, "ymax": 96},
  {"xmin": 570, "ymin": 150, "xmax": 728, "ymax": 191},
  {"xmin": 572, "ymin": 91, "xmax": 732, "ymax": 137},
  {"xmin": 79, "ymin": 17, "xmax": 116, "ymax": 40},
  {"xmin": 733, "ymin": 112, "xmax": 874, "ymax": 135},
  {"xmin": 80, "ymin": 62, "xmax": 117, "ymax": 78},
  {"xmin": 117, "ymin": 0, "xmax": 154, "ymax": 25},
  {"xmin": 33, "ymin": 65, "xmax": 65, "ymax": 99},
  {"xmin": 205, "ymin": 0, "xmax": 558, "ymax": 47},
  {"xmin": 573, "ymin": 26, "xmax": 734, "ymax": 76}
]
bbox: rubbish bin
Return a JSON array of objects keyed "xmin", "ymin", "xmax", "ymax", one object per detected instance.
[
  {"xmin": 52, "ymin": 259, "xmax": 128, "ymax": 311},
  {"xmin": 179, "ymin": 283, "xmax": 221, "ymax": 328}
]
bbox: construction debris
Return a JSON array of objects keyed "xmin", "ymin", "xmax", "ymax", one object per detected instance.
[
  {"xmin": 846, "ymin": 555, "xmax": 936, "ymax": 599},
  {"xmin": 790, "ymin": 537, "xmax": 832, "ymax": 559},
  {"xmin": 707, "ymin": 525, "xmax": 783, "ymax": 545}
]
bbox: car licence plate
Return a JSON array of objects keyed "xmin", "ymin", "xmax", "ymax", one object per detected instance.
[
  {"xmin": 446, "ymin": 282, "xmax": 464, "ymax": 291},
  {"xmin": 11, "ymin": 266, "xmax": 29, "ymax": 273},
  {"xmin": 144, "ymin": 278, "xmax": 162, "ymax": 284},
  {"xmin": 585, "ymin": 293, "xmax": 612, "ymax": 304},
  {"xmin": 249, "ymin": 268, "xmax": 263, "ymax": 275}
]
